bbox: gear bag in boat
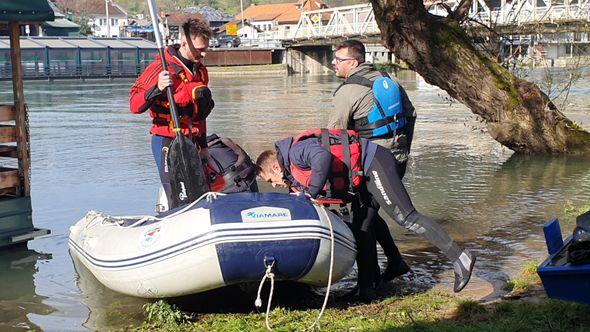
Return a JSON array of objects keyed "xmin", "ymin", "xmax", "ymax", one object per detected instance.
[
  {"xmin": 206, "ymin": 134, "xmax": 258, "ymax": 194},
  {"xmin": 568, "ymin": 210, "xmax": 590, "ymax": 265}
]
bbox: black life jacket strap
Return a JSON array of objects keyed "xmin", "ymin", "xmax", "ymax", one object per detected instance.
[
  {"xmin": 320, "ymin": 129, "xmax": 333, "ymax": 198},
  {"xmin": 354, "ymin": 115, "xmax": 406, "ymax": 136},
  {"xmin": 333, "ymin": 72, "xmax": 374, "ymax": 96},
  {"xmin": 339, "ymin": 130, "xmax": 354, "ymax": 193},
  {"xmin": 343, "ymin": 74, "xmax": 373, "ymax": 88}
]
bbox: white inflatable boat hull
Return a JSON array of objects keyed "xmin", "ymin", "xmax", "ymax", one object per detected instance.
[{"xmin": 69, "ymin": 193, "xmax": 357, "ymax": 298}]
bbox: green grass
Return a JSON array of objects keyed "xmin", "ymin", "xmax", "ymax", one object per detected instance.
[
  {"xmin": 504, "ymin": 261, "xmax": 541, "ymax": 293},
  {"xmin": 564, "ymin": 202, "xmax": 590, "ymax": 220},
  {"xmin": 128, "ymin": 287, "xmax": 590, "ymax": 331}
]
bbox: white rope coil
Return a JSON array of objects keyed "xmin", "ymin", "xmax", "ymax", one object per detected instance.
[
  {"xmin": 252, "ymin": 201, "xmax": 336, "ymax": 331},
  {"xmin": 255, "ymin": 261, "xmax": 276, "ymax": 331}
]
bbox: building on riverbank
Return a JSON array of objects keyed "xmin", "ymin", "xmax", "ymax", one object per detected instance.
[
  {"xmin": 0, "ymin": 36, "xmax": 288, "ymax": 80},
  {"xmin": 54, "ymin": 0, "xmax": 129, "ymax": 38}
]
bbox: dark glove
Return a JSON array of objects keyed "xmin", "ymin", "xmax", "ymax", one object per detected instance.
[{"xmin": 192, "ymin": 85, "xmax": 214, "ymax": 120}]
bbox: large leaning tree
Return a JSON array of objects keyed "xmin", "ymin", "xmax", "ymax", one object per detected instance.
[{"xmin": 369, "ymin": 0, "xmax": 590, "ymax": 154}]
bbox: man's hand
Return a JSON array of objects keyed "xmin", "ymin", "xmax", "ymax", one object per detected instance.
[{"xmin": 157, "ymin": 70, "xmax": 172, "ymax": 91}]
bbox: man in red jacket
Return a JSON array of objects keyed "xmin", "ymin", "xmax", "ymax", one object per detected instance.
[{"xmin": 129, "ymin": 18, "xmax": 215, "ymax": 203}]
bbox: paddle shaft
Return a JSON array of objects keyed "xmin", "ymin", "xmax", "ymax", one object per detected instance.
[
  {"xmin": 147, "ymin": 0, "xmax": 181, "ymax": 131},
  {"xmin": 146, "ymin": 0, "xmax": 208, "ymax": 207}
]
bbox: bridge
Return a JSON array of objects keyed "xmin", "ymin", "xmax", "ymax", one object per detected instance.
[
  {"xmin": 282, "ymin": 1, "xmax": 589, "ymax": 73},
  {"xmin": 290, "ymin": 1, "xmax": 590, "ymax": 41}
]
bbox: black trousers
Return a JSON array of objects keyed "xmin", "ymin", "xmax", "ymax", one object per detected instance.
[
  {"xmin": 349, "ymin": 198, "xmax": 378, "ymax": 290},
  {"xmin": 365, "ymin": 146, "xmax": 462, "ymax": 263}
]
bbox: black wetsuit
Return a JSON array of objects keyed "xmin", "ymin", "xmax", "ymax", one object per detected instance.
[{"xmin": 275, "ymin": 136, "xmax": 465, "ymax": 292}]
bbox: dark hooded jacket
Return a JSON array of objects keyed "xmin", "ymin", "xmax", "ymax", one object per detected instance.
[{"xmin": 274, "ymin": 135, "xmax": 377, "ymax": 198}]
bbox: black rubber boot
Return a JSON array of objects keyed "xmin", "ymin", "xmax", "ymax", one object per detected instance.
[
  {"xmin": 382, "ymin": 259, "xmax": 411, "ymax": 283},
  {"xmin": 358, "ymin": 286, "xmax": 377, "ymax": 303},
  {"xmin": 453, "ymin": 250, "xmax": 476, "ymax": 292}
]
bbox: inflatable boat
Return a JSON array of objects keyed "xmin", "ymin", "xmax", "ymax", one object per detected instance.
[{"xmin": 68, "ymin": 192, "xmax": 357, "ymax": 298}]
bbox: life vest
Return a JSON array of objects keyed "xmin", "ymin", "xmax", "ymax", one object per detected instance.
[
  {"xmin": 345, "ymin": 73, "xmax": 406, "ymax": 139},
  {"xmin": 205, "ymin": 134, "xmax": 258, "ymax": 194},
  {"xmin": 130, "ymin": 45, "xmax": 212, "ymax": 140},
  {"xmin": 149, "ymin": 62, "xmax": 212, "ymax": 137},
  {"xmin": 289, "ymin": 129, "xmax": 363, "ymax": 199}
]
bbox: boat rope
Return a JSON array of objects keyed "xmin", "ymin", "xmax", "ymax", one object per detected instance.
[
  {"xmin": 306, "ymin": 202, "xmax": 335, "ymax": 331},
  {"xmin": 100, "ymin": 192, "xmax": 226, "ymax": 228},
  {"xmin": 255, "ymin": 260, "xmax": 276, "ymax": 331}
]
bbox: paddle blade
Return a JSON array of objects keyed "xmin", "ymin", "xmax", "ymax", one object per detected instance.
[{"xmin": 168, "ymin": 135, "xmax": 209, "ymax": 208}]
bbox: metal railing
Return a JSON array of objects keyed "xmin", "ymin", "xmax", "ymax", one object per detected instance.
[
  {"xmin": 0, "ymin": 47, "xmax": 158, "ymax": 80},
  {"xmin": 287, "ymin": 1, "xmax": 590, "ymax": 41},
  {"xmin": 292, "ymin": 4, "xmax": 379, "ymax": 40}
]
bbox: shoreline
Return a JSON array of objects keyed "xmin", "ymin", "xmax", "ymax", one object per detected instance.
[{"xmin": 207, "ymin": 63, "xmax": 289, "ymax": 76}]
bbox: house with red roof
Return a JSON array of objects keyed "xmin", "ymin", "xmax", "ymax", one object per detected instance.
[{"xmin": 235, "ymin": 0, "xmax": 328, "ymax": 40}]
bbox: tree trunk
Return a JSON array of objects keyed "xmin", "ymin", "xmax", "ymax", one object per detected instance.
[{"xmin": 370, "ymin": 0, "xmax": 590, "ymax": 154}]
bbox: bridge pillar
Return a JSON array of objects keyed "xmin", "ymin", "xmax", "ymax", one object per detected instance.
[{"xmin": 286, "ymin": 45, "xmax": 333, "ymax": 75}]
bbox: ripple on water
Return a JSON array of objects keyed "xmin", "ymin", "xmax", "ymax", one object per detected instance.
[{"xmin": 0, "ymin": 71, "xmax": 587, "ymax": 329}]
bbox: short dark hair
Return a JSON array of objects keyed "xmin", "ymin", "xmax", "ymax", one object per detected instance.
[
  {"xmin": 335, "ymin": 40, "xmax": 365, "ymax": 63},
  {"xmin": 182, "ymin": 18, "xmax": 212, "ymax": 40},
  {"xmin": 256, "ymin": 150, "xmax": 278, "ymax": 175}
]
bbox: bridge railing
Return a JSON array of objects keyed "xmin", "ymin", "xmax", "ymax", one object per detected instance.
[
  {"xmin": 292, "ymin": 4, "xmax": 379, "ymax": 40},
  {"xmin": 287, "ymin": 1, "xmax": 589, "ymax": 41},
  {"xmin": 470, "ymin": 3, "xmax": 590, "ymax": 26}
]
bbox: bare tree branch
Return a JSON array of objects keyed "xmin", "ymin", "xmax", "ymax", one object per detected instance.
[{"xmin": 453, "ymin": 0, "xmax": 474, "ymax": 21}]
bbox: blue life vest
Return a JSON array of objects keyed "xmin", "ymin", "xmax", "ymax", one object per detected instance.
[{"xmin": 345, "ymin": 73, "xmax": 406, "ymax": 139}]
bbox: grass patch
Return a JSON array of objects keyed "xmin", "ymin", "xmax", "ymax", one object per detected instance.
[
  {"xmin": 140, "ymin": 300, "xmax": 192, "ymax": 331},
  {"xmin": 564, "ymin": 202, "xmax": 590, "ymax": 220},
  {"xmin": 127, "ymin": 287, "xmax": 590, "ymax": 331},
  {"xmin": 505, "ymin": 261, "xmax": 542, "ymax": 293}
]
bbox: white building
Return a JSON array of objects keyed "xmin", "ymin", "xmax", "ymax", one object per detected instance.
[
  {"xmin": 89, "ymin": 2, "xmax": 128, "ymax": 38},
  {"xmin": 55, "ymin": 0, "xmax": 128, "ymax": 38}
]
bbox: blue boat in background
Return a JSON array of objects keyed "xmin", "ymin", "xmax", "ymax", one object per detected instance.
[{"xmin": 537, "ymin": 217, "xmax": 590, "ymax": 305}]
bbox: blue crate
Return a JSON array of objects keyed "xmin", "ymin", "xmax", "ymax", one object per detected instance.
[{"xmin": 537, "ymin": 218, "xmax": 590, "ymax": 305}]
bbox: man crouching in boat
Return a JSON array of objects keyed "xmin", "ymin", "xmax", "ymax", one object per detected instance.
[
  {"xmin": 129, "ymin": 17, "xmax": 214, "ymax": 204},
  {"xmin": 256, "ymin": 129, "xmax": 476, "ymax": 301}
]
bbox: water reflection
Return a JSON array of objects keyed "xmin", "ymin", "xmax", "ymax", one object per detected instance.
[
  {"xmin": 71, "ymin": 253, "xmax": 147, "ymax": 331},
  {"xmin": 0, "ymin": 246, "xmax": 54, "ymax": 331},
  {"xmin": 396, "ymin": 152, "xmax": 590, "ymax": 297},
  {"xmin": 0, "ymin": 68, "xmax": 587, "ymax": 330}
]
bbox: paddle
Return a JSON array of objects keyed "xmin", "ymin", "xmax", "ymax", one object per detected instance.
[{"xmin": 147, "ymin": 0, "xmax": 208, "ymax": 208}]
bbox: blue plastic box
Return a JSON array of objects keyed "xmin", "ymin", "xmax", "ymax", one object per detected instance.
[{"xmin": 537, "ymin": 218, "xmax": 590, "ymax": 305}]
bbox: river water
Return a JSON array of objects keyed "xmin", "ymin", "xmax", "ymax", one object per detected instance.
[{"xmin": 0, "ymin": 68, "xmax": 589, "ymax": 331}]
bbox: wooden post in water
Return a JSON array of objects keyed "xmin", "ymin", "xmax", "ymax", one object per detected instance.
[
  {"xmin": 0, "ymin": 1, "xmax": 52, "ymax": 248},
  {"xmin": 9, "ymin": 21, "xmax": 30, "ymax": 196}
]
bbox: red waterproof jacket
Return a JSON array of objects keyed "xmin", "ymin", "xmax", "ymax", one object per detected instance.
[{"xmin": 129, "ymin": 45, "xmax": 212, "ymax": 148}]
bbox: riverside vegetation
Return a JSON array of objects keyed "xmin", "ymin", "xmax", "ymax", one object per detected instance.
[{"xmin": 112, "ymin": 202, "xmax": 590, "ymax": 331}]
